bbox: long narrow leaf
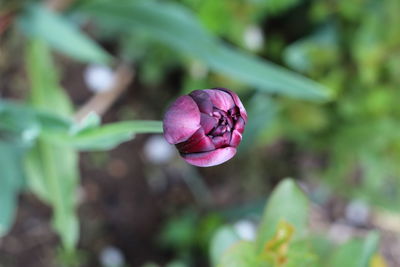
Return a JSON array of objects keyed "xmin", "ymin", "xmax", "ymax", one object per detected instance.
[
  {"xmin": 80, "ymin": 0, "xmax": 330, "ymax": 101},
  {"xmin": 329, "ymin": 232, "xmax": 380, "ymax": 267},
  {"xmin": 0, "ymin": 143, "xmax": 24, "ymax": 237},
  {"xmin": 45, "ymin": 120, "xmax": 163, "ymax": 151},
  {"xmin": 24, "ymin": 38, "xmax": 79, "ymax": 250},
  {"xmin": 19, "ymin": 4, "xmax": 111, "ymax": 64}
]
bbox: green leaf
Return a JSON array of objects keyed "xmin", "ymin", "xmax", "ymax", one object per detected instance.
[
  {"xmin": 256, "ymin": 179, "xmax": 309, "ymax": 252},
  {"xmin": 45, "ymin": 120, "xmax": 163, "ymax": 151},
  {"xmin": 329, "ymin": 232, "xmax": 380, "ymax": 267},
  {"xmin": 210, "ymin": 226, "xmax": 241, "ymax": 266},
  {"xmin": 0, "ymin": 142, "xmax": 25, "ymax": 237},
  {"xmin": 1, "ymin": 100, "xmax": 162, "ymax": 151},
  {"xmin": 35, "ymin": 109, "xmax": 72, "ymax": 133},
  {"xmin": 0, "ymin": 100, "xmax": 71, "ymax": 140},
  {"xmin": 240, "ymin": 94, "xmax": 278, "ymax": 151},
  {"xmin": 285, "ymin": 239, "xmax": 319, "ymax": 267},
  {"xmin": 25, "ymin": 39, "xmax": 74, "ymax": 116},
  {"xmin": 25, "ymin": 141, "xmax": 80, "ymax": 250},
  {"xmin": 218, "ymin": 241, "xmax": 262, "ymax": 267},
  {"xmin": 259, "ymin": 221, "xmax": 318, "ymax": 266},
  {"xmin": 80, "ymin": 0, "xmax": 330, "ymax": 101},
  {"xmin": 0, "ymin": 101, "xmax": 40, "ymax": 145},
  {"xmin": 262, "ymin": 0, "xmax": 302, "ymax": 14},
  {"xmin": 24, "ymin": 38, "xmax": 79, "ymax": 250},
  {"xmin": 18, "ymin": 4, "xmax": 111, "ymax": 64}
]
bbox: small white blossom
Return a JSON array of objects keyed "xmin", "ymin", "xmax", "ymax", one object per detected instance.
[
  {"xmin": 345, "ymin": 200, "xmax": 370, "ymax": 226},
  {"xmin": 144, "ymin": 135, "xmax": 176, "ymax": 164},
  {"xmin": 99, "ymin": 246, "xmax": 125, "ymax": 267},
  {"xmin": 84, "ymin": 64, "xmax": 115, "ymax": 93},
  {"xmin": 234, "ymin": 220, "xmax": 256, "ymax": 241},
  {"xmin": 244, "ymin": 25, "xmax": 264, "ymax": 51}
]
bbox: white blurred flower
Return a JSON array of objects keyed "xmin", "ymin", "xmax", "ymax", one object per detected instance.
[
  {"xmin": 243, "ymin": 25, "xmax": 264, "ymax": 51},
  {"xmin": 144, "ymin": 135, "xmax": 176, "ymax": 164},
  {"xmin": 345, "ymin": 200, "xmax": 370, "ymax": 226},
  {"xmin": 328, "ymin": 222, "xmax": 353, "ymax": 244},
  {"xmin": 234, "ymin": 220, "xmax": 256, "ymax": 241},
  {"xmin": 84, "ymin": 64, "xmax": 115, "ymax": 93},
  {"xmin": 99, "ymin": 246, "xmax": 125, "ymax": 267}
]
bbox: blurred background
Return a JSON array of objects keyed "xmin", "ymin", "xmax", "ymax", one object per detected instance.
[{"xmin": 1, "ymin": 0, "xmax": 400, "ymax": 266}]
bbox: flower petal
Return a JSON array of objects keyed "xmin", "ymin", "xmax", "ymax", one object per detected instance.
[
  {"xmin": 212, "ymin": 131, "xmax": 231, "ymax": 148},
  {"xmin": 230, "ymin": 129, "xmax": 242, "ymax": 147},
  {"xmin": 175, "ymin": 128, "xmax": 215, "ymax": 153},
  {"xmin": 181, "ymin": 147, "xmax": 237, "ymax": 167},
  {"xmin": 217, "ymin": 88, "xmax": 247, "ymax": 122},
  {"xmin": 163, "ymin": 95, "xmax": 201, "ymax": 144},
  {"xmin": 204, "ymin": 89, "xmax": 235, "ymax": 112},
  {"xmin": 200, "ymin": 113, "xmax": 218, "ymax": 134},
  {"xmin": 234, "ymin": 117, "xmax": 246, "ymax": 134},
  {"xmin": 189, "ymin": 90, "xmax": 213, "ymax": 115}
]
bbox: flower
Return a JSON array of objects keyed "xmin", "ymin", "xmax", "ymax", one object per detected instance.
[{"xmin": 163, "ymin": 88, "xmax": 247, "ymax": 167}]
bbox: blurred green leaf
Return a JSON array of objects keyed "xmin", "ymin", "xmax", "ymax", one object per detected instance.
[
  {"xmin": 0, "ymin": 100, "xmax": 71, "ymax": 138},
  {"xmin": 45, "ymin": 120, "xmax": 163, "ymax": 151},
  {"xmin": 262, "ymin": 0, "xmax": 302, "ymax": 14},
  {"xmin": 329, "ymin": 232, "xmax": 380, "ymax": 267},
  {"xmin": 0, "ymin": 142, "xmax": 24, "ymax": 237},
  {"xmin": 284, "ymin": 23, "xmax": 339, "ymax": 73},
  {"xmin": 35, "ymin": 109, "xmax": 72, "ymax": 133},
  {"xmin": 210, "ymin": 226, "xmax": 241, "ymax": 266},
  {"xmin": 285, "ymin": 239, "xmax": 318, "ymax": 267},
  {"xmin": 24, "ymin": 38, "xmax": 79, "ymax": 250},
  {"xmin": 259, "ymin": 221, "xmax": 318, "ymax": 266},
  {"xmin": 218, "ymin": 241, "xmax": 261, "ymax": 267},
  {"xmin": 71, "ymin": 112, "xmax": 101, "ymax": 134},
  {"xmin": 166, "ymin": 261, "xmax": 187, "ymax": 267},
  {"xmin": 256, "ymin": 179, "xmax": 309, "ymax": 252},
  {"xmin": 240, "ymin": 94, "xmax": 277, "ymax": 151},
  {"xmin": 159, "ymin": 211, "xmax": 198, "ymax": 252},
  {"xmin": 25, "ymin": 142, "xmax": 80, "ymax": 250},
  {"xmin": 18, "ymin": 4, "xmax": 111, "ymax": 64},
  {"xmin": 80, "ymin": 0, "xmax": 330, "ymax": 101},
  {"xmin": 0, "ymin": 101, "xmax": 161, "ymax": 151},
  {"xmin": 309, "ymin": 235, "xmax": 335, "ymax": 266},
  {"xmin": 261, "ymin": 220, "xmax": 295, "ymax": 265},
  {"xmin": 0, "ymin": 101, "xmax": 40, "ymax": 145},
  {"xmin": 25, "ymin": 38, "xmax": 73, "ymax": 116}
]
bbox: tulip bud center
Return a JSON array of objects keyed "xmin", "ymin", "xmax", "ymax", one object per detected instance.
[{"xmin": 207, "ymin": 107, "xmax": 240, "ymax": 148}]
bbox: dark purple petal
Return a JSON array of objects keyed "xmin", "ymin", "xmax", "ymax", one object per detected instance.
[
  {"xmin": 234, "ymin": 117, "xmax": 245, "ymax": 134},
  {"xmin": 163, "ymin": 95, "xmax": 201, "ymax": 144},
  {"xmin": 176, "ymin": 128, "xmax": 215, "ymax": 153},
  {"xmin": 204, "ymin": 89, "xmax": 235, "ymax": 112},
  {"xmin": 212, "ymin": 125, "xmax": 228, "ymax": 136},
  {"xmin": 189, "ymin": 90, "xmax": 213, "ymax": 115},
  {"xmin": 212, "ymin": 131, "xmax": 231, "ymax": 148},
  {"xmin": 217, "ymin": 88, "xmax": 247, "ymax": 122},
  {"xmin": 181, "ymin": 147, "xmax": 237, "ymax": 167},
  {"xmin": 200, "ymin": 113, "xmax": 218, "ymax": 134},
  {"xmin": 230, "ymin": 130, "xmax": 242, "ymax": 147},
  {"xmin": 226, "ymin": 116, "xmax": 233, "ymax": 128}
]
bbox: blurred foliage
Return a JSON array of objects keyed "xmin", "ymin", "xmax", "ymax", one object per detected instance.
[
  {"xmin": 212, "ymin": 179, "xmax": 382, "ymax": 267},
  {"xmin": 175, "ymin": 0, "xmax": 400, "ymax": 211},
  {"xmin": 1, "ymin": 0, "xmax": 400, "ymax": 266},
  {"xmin": 279, "ymin": 0, "xmax": 400, "ymax": 209}
]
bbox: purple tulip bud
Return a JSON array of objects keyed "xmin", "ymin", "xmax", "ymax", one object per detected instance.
[{"xmin": 163, "ymin": 88, "xmax": 247, "ymax": 167}]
